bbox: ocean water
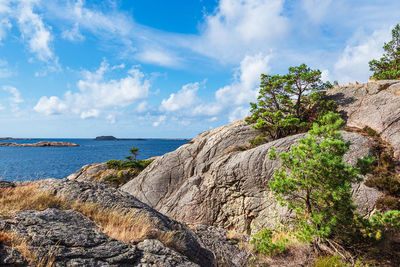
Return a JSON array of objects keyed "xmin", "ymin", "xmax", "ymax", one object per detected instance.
[{"xmin": 0, "ymin": 138, "xmax": 189, "ymax": 181}]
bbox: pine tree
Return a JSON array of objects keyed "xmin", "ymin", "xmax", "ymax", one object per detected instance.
[
  {"xmin": 269, "ymin": 112, "xmax": 374, "ymax": 241},
  {"xmin": 246, "ymin": 64, "xmax": 333, "ymax": 144},
  {"xmin": 369, "ymin": 24, "xmax": 400, "ymax": 80}
]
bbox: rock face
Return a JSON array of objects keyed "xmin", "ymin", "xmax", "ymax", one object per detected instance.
[
  {"xmin": 38, "ymin": 179, "xmax": 215, "ymax": 266},
  {"xmin": 121, "ymin": 120, "xmax": 381, "ymax": 234},
  {"xmin": 0, "ymin": 208, "xmax": 199, "ymax": 266},
  {"xmin": 0, "ymin": 141, "xmax": 79, "ymax": 147},
  {"xmin": 327, "ymin": 80, "xmax": 400, "ymax": 158}
]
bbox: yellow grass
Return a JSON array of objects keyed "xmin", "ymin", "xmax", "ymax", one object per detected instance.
[
  {"xmin": 0, "ymin": 184, "xmax": 66, "ymax": 216},
  {"xmin": 0, "ymin": 183, "xmax": 183, "ymax": 258}
]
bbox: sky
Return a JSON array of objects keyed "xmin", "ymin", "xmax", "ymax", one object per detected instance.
[{"xmin": 0, "ymin": 0, "xmax": 399, "ymax": 138}]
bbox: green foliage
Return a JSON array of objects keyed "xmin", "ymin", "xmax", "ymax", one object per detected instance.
[
  {"xmin": 356, "ymin": 210, "xmax": 400, "ymax": 241},
  {"xmin": 269, "ymin": 112, "xmax": 373, "ymax": 241},
  {"xmin": 376, "ymin": 196, "xmax": 400, "ymax": 210},
  {"xmin": 369, "ymin": 24, "xmax": 400, "ymax": 80},
  {"xmin": 128, "ymin": 146, "xmax": 139, "ymax": 161},
  {"xmin": 246, "ymin": 64, "xmax": 335, "ymax": 144},
  {"xmin": 314, "ymin": 255, "xmax": 346, "ymax": 267},
  {"xmin": 106, "ymin": 159, "xmax": 153, "ymax": 171},
  {"xmin": 251, "ymin": 229, "xmax": 288, "ymax": 256}
]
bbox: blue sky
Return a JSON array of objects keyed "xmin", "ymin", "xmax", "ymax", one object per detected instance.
[{"xmin": 0, "ymin": 0, "xmax": 399, "ymax": 138}]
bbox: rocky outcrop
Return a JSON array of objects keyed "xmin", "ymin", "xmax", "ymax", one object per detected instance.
[
  {"xmin": 188, "ymin": 224, "xmax": 250, "ymax": 267},
  {"xmin": 327, "ymin": 80, "xmax": 400, "ymax": 158},
  {"xmin": 0, "ymin": 208, "xmax": 199, "ymax": 266},
  {"xmin": 0, "ymin": 141, "xmax": 79, "ymax": 147},
  {"xmin": 0, "ymin": 244, "xmax": 26, "ymax": 266},
  {"xmin": 121, "ymin": 120, "xmax": 381, "ymax": 234},
  {"xmin": 67, "ymin": 162, "xmax": 140, "ymax": 187},
  {"xmin": 38, "ymin": 179, "xmax": 215, "ymax": 266}
]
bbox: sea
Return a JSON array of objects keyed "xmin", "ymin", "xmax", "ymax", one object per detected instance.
[{"xmin": 0, "ymin": 138, "xmax": 189, "ymax": 181}]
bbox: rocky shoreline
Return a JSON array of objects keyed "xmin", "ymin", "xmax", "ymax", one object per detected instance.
[
  {"xmin": 1, "ymin": 80, "xmax": 400, "ymax": 266},
  {"xmin": 0, "ymin": 141, "xmax": 79, "ymax": 147}
]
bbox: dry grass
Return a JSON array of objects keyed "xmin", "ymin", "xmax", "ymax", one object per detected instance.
[
  {"xmin": 0, "ymin": 231, "xmax": 55, "ymax": 267},
  {"xmin": 70, "ymin": 201, "xmax": 158, "ymax": 243},
  {"xmin": 0, "ymin": 183, "xmax": 180, "ymax": 250},
  {"xmin": 0, "ymin": 183, "xmax": 66, "ymax": 216}
]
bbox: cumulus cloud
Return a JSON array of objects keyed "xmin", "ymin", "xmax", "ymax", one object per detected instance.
[
  {"xmin": 160, "ymin": 82, "xmax": 199, "ymax": 112},
  {"xmin": 80, "ymin": 109, "xmax": 99, "ymax": 119},
  {"xmin": 159, "ymin": 53, "xmax": 270, "ymax": 122},
  {"xmin": 332, "ymin": 28, "xmax": 391, "ymax": 84},
  {"xmin": 193, "ymin": 0, "xmax": 289, "ymax": 63},
  {"xmin": 34, "ymin": 60, "xmax": 150, "ymax": 118},
  {"xmin": 191, "ymin": 53, "xmax": 270, "ymax": 120},
  {"xmin": 34, "ymin": 95, "xmax": 67, "ymax": 115}
]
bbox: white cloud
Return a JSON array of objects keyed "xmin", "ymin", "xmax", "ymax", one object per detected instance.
[
  {"xmin": 158, "ymin": 53, "xmax": 270, "ymax": 122},
  {"xmin": 153, "ymin": 115, "xmax": 166, "ymax": 127},
  {"xmin": 106, "ymin": 114, "xmax": 116, "ymax": 124},
  {"xmin": 302, "ymin": 0, "xmax": 333, "ymax": 23},
  {"xmin": 61, "ymin": 22, "xmax": 84, "ymax": 42},
  {"xmin": 136, "ymin": 49, "xmax": 181, "ymax": 67},
  {"xmin": 135, "ymin": 101, "xmax": 148, "ymax": 113},
  {"xmin": 34, "ymin": 95, "xmax": 67, "ymax": 115},
  {"xmin": 16, "ymin": 0, "xmax": 54, "ymax": 62},
  {"xmin": 80, "ymin": 109, "xmax": 99, "ymax": 119},
  {"xmin": 50, "ymin": 0, "xmax": 132, "ymax": 41},
  {"xmin": 0, "ymin": 59, "xmax": 13, "ymax": 78},
  {"xmin": 228, "ymin": 106, "xmax": 250, "ymax": 122},
  {"xmin": 3, "ymin": 85, "xmax": 23, "ymax": 104},
  {"xmin": 193, "ymin": 53, "xmax": 270, "ymax": 118},
  {"xmin": 160, "ymin": 82, "xmax": 199, "ymax": 112},
  {"xmin": 3, "ymin": 85, "xmax": 23, "ymax": 112},
  {"xmin": 34, "ymin": 60, "xmax": 150, "ymax": 119},
  {"xmin": 193, "ymin": 0, "xmax": 289, "ymax": 63},
  {"xmin": 332, "ymin": 28, "xmax": 391, "ymax": 84},
  {"xmin": 0, "ymin": 18, "xmax": 11, "ymax": 42}
]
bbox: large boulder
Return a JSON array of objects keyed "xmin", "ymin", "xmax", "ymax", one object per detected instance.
[
  {"xmin": 121, "ymin": 120, "xmax": 381, "ymax": 234},
  {"xmin": 327, "ymin": 80, "xmax": 400, "ymax": 158},
  {"xmin": 0, "ymin": 208, "xmax": 199, "ymax": 266},
  {"xmin": 38, "ymin": 179, "xmax": 215, "ymax": 267}
]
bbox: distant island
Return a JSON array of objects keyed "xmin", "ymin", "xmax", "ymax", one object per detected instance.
[
  {"xmin": 0, "ymin": 141, "xmax": 79, "ymax": 147},
  {"xmin": 94, "ymin": 136, "xmax": 146, "ymax": 141},
  {"xmin": 0, "ymin": 137, "xmax": 35, "ymax": 141}
]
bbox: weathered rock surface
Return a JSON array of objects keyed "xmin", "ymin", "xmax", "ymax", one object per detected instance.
[
  {"xmin": 121, "ymin": 120, "xmax": 381, "ymax": 235},
  {"xmin": 0, "ymin": 141, "xmax": 79, "ymax": 147},
  {"xmin": 189, "ymin": 224, "xmax": 250, "ymax": 267},
  {"xmin": 327, "ymin": 80, "xmax": 400, "ymax": 158},
  {"xmin": 67, "ymin": 162, "xmax": 108, "ymax": 181},
  {"xmin": 0, "ymin": 244, "xmax": 27, "ymax": 266},
  {"xmin": 38, "ymin": 179, "xmax": 215, "ymax": 266},
  {"xmin": 0, "ymin": 208, "xmax": 199, "ymax": 266}
]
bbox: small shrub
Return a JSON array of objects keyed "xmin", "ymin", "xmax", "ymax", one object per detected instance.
[
  {"xmin": 251, "ymin": 229, "xmax": 288, "ymax": 256},
  {"xmin": 314, "ymin": 255, "xmax": 346, "ymax": 267},
  {"xmin": 106, "ymin": 159, "xmax": 153, "ymax": 171},
  {"xmin": 362, "ymin": 126, "xmax": 380, "ymax": 137},
  {"xmin": 357, "ymin": 210, "xmax": 400, "ymax": 242},
  {"xmin": 376, "ymin": 195, "xmax": 400, "ymax": 210}
]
